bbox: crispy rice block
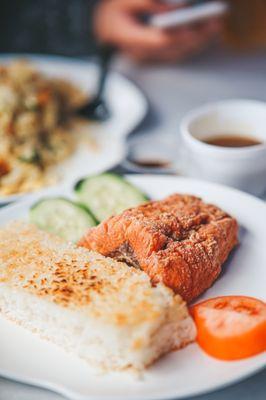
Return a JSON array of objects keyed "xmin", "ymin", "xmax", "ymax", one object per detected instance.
[{"xmin": 0, "ymin": 222, "xmax": 196, "ymax": 371}]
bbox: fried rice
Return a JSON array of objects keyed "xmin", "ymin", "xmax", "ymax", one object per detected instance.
[{"xmin": 0, "ymin": 60, "xmax": 86, "ymax": 196}]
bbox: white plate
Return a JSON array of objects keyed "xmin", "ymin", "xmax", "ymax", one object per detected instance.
[
  {"xmin": 0, "ymin": 55, "xmax": 148, "ymax": 205},
  {"xmin": 0, "ymin": 175, "xmax": 265, "ymax": 400}
]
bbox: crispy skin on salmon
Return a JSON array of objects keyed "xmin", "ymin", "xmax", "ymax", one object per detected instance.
[{"xmin": 79, "ymin": 194, "xmax": 238, "ymax": 303}]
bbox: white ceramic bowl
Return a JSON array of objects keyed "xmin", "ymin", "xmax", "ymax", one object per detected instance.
[{"xmin": 181, "ymin": 99, "xmax": 266, "ymax": 195}]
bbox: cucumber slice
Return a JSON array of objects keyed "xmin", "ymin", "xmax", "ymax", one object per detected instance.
[
  {"xmin": 30, "ymin": 198, "xmax": 96, "ymax": 242},
  {"xmin": 75, "ymin": 173, "xmax": 148, "ymax": 222}
]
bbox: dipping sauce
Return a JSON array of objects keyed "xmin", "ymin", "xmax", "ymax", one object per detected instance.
[
  {"xmin": 203, "ymin": 135, "xmax": 262, "ymax": 148},
  {"xmin": 130, "ymin": 158, "xmax": 171, "ymax": 169}
]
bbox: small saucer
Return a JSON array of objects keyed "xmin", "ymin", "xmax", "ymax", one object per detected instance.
[{"xmin": 122, "ymin": 134, "xmax": 179, "ymax": 174}]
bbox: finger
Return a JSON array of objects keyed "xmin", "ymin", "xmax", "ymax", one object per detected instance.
[
  {"xmin": 203, "ymin": 18, "xmax": 224, "ymax": 35},
  {"xmin": 123, "ymin": 27, "xmax": 217, "ymax": 63},
  {"xmin": 124, "ymin": 47, "xmax": 186, "ymax": 63},
  {"xmin": 161, "ymin": 23, "xmax": 221, "ymax": 48},
  {"xmin": 178, "ymin": 32, "xmax": 217, "ymax": 56},
  {"xmin": 117, "ymin": 25, "xmax": 207, "ymax": 51},
  {"xmin": 94, "ymin": 0, "xmax": 181, "ymax": 48},
  {"xmin": 165, "ymin": 15, "xmax": 223, "ymax": 35},
  {"xmin": 97, "ymin": 19, "xmax": 187, "ymax": 50}
]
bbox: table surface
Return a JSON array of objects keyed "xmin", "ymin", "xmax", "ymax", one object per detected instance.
[{"xmin": 0, "ymin": 49, "xmax": 266, "ymax": 399}]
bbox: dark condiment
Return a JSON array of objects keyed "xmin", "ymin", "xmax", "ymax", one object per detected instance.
[
  {"xmin": 203, "ymin": 135, "xmax": 262, "ymax": 148},
  {"xmin": 130, "ymin": 159, "xmax": 171, "ymax": 169}
]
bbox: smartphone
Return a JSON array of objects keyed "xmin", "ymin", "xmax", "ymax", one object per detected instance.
[{"xmin": 150, "ymin": 1, "xmax": 229, "ymax": 29}]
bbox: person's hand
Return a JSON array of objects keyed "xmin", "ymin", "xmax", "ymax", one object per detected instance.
[{"xmin": 94, "ymin": 0, "xmax": 223, "ymax": 63}]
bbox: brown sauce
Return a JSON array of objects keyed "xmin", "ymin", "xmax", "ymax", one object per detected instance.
[
  {"xmin": 130, "ymin": 158, "xmax": 171, "ymax": 169},
  {"xmin": 203, "ymin": 135, "xmax": 262, "ymax": 148}
]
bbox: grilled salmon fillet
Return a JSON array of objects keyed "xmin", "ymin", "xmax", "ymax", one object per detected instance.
[
  {"xmin": 0, "ymin": 222, "xmax": 196, "ymax": 372},
  {"xmin": 79, "ymin": 194, "xmax": 238, "ymax": 303}
]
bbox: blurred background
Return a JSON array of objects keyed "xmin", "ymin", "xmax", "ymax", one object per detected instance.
[
  {"xmin": 0, "ymin": 0, "xmax": 97, "ymax": 56},
  {"xmin": 1, "ymin": 0, "xmax": 266, "ymax": 186},
  {"xmin": 1, "ymin": 0, "xmax": 266, "ymax": 56}
]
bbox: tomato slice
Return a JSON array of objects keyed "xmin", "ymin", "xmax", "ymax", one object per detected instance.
[{"xmin": 191, "ymin": 296, "xmax": 266, "ymax": 361}]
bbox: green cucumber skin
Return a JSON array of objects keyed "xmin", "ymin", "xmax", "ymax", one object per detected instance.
[
  {"xmin": 75, "ymin": 173, "xmax": 149, "ymax": 200},
  {"xmin": 31, "ymin": 197, "xmax": 97, "ymax": 223},
  {"xmin": 30, "ymin": 197, "xmax": 97, "ymax": 242},
  {"xmin": 74, "ymin": 173, "xmax": 149, "ymax": 222}
]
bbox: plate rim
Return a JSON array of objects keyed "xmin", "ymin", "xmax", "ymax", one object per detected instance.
[
  {"xmin": 0, "ymin": 362, "xmax": 265, "ymax": 400},
  {"xmin": 2, "ymin": 173, "xmax": 265, "ymax": 215}
]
